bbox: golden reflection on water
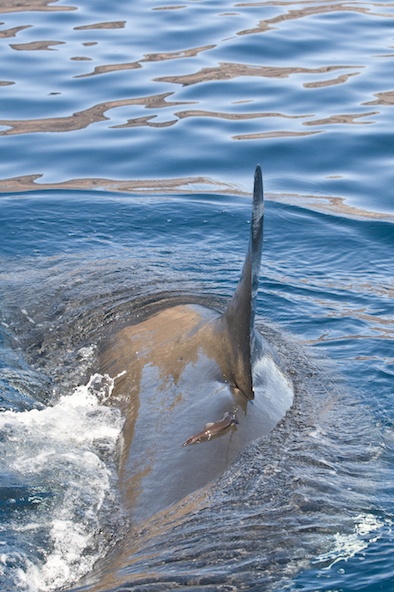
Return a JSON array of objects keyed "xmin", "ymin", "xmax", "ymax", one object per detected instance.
[
  {"xmin": 75, "ymin": 45, "xmax": 215, "ymax": 78},
  {"xmin": 70, "ymin": 55, "xmax": 92, "ymax": 61},
  {"xmin": 0, "ymin": 86, "xmax": 379, "ymax": 135},
  {"xmin": 114, "ymin": 108, "xmax": 312, "ymax": 129},
  {"xmin": 0, "ymin": 0, "xmax": 392, "ymax": 222},
  {"xmin": 0, "ymin": 0, "xmax": 76, "ymax": 13},
  {"xmin": 303, "ymin": 72, "xmax": 361, "ymax": 89},
  {"xmin": 0, "ymin": 25, "xmax": 31, "ymax": 38},
  {"xmin": 143, "ymin": 45, "xmax": 216, "ymax": 62},
  {"xmin": 0, "ymin": 78, "xmax": 340, "ymax": 136},
  {"xmin": 74, "ymin": 21, "xmax": 126, "ymax": 30},
  {"xmin": 152, "ymin": 5, "xmax": 188, "ymax": 10},
  {"xmin": 267, "ymin": 192, "xmax": 394, "ymax": 221},
  {"xmin": 174, "ymin": 109, "xmax": 309, "ymax": 120},
  {"xmin": 303, "ymin": 111, "xmax": 379, "ymax": 126},
  {"xmin": 75, "ymin": 61, "xmax": 142, "ymax": 78},
  {"xmin": 233, "ymin": 129, "xmax": 321, "ymax": 140},
  {"xmin": 155, "ymin": 62, "xmax": 359, "ymax": 86},
  {"xmin": 111, "ymin": 115, "xmax": 177, "ymax": 129},
  {"xmin": 365, "ymin": 90, "xmax": 394, "ymax": 106},
  {"xmin": 236, "ymin": 1, "xmax": 383, "ymax": 36},
  {"xmin": 0, "ymin": 172, "xmax": 240, "ymax": 195},
  {"xmin": 0, "ymin": 92, "xmax": 190, "ymax": 135},
  {"xmin": 10, "ymin": 39, "xmax": 64, "ymax": 50}
]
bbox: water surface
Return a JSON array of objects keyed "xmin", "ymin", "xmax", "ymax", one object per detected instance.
[{"xmin": 0, "ymin": 1, "xmax": 393, "ymax": 591}]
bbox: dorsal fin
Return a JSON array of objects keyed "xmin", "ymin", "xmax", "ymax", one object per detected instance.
[{"xmin": 222, "ymin": 165, "xmax": 264, "ymax": 399}]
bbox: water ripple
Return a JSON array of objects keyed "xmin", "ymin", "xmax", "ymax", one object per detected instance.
[
  {"xmin": 0, "ymin": 0, "xmax": 393, "ymax": 215},
  {"xmin": 236, "ymin": 0, "xmax": 394, "ymax": 35},
  {"xmin": 75, "ymin": 44, "xmax": 215, "ymax": 78},
  {"xmin": 0, "ymin": 92, "xmax": 190, "ymax": 135},
  {"xmin": 1, "ymin": 2, "xmax": 394, "ymax": 591}
]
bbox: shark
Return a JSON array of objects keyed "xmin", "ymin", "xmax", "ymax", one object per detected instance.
[{"xmin": 99, "ymin": 166, "xmax": 294, "ymax": 523}]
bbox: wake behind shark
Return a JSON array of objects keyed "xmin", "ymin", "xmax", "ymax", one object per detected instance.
[{"xmin": 100, "ymin": 166, "xmax": 293, "ymax": 523}]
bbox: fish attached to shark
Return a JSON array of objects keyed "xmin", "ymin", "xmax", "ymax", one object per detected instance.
[
  {"xmin": 99, "ymin": 166, "xmax": 294, "ymax": 522},
  {"xmin": 182, "ymin": 410, "xmax": 239, "ymax": 446}
]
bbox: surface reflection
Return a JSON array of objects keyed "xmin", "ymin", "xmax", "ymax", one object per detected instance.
[
  {"xmin": 303, "ymin": 111, "xmax": 378, "ymax": 126},
  {"xmin": 75, "ymin": 45, "xmax": 215, "ymax": 78},
  {"xmin": 155, "ymin": 62, "xmax": 359, "ymax": 86},
  {"xmin": 74, "ymin": 21, "xmax": 126, "ymax": 30},
  {"xmin": 233, "ymin": 129, "xmax": 321, "ymax": 140},
  {"xmin": 366, "ymin": 90, "xmax": 394, "ymax": 105},
  {"xmin": 10, "ymin": 40, "xmax": 64, "ymax": 50},
  {"xmin": 0, "ymin": 0, "xmax": 76, "ymax": 13},
  {"xmin": 0, "ymin": 25, "xmax": 31, "ymax": 38},
  {"xmin": 0, "ymin": 0, "xmax": 393, "ymax": 222},
  {"xmin": 236, "ymin": 1, "xmax": 386, "ymax": 36},
  {"xmin": 0, "ymin": 173, "xmax": 239, "ymax": 194},
  {"xmin": 0, "ymin": 93, "xmax": 189, "ymax": 135},
  {"xmin": 303, "ymin": 71, "xmax": 361, "ymax": 88}
]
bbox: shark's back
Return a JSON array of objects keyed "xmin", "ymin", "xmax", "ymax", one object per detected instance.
[{"xmin": 99, "ymin": 166, "xmax": 293, "ymax": 522}]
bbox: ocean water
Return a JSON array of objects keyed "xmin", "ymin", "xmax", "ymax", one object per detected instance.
[{"xmin": 0, "ymin": 1, "xmax": 393, "ymax": 591}]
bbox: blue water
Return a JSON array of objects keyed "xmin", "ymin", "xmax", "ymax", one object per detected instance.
[{"xmin": 0, "ymin": 1, "xmax": 393, "ymax": 591}]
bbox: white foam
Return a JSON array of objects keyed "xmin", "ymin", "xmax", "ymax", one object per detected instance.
[
  {"xmin": 1, "ymin": 373, "xmax": 124, "ymax": 592},
  {"xmin": 313, "ymin": 512, "xmax": 385, "ymax": 568}
]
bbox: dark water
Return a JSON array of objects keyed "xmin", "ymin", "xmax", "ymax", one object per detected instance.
[{"xmin": 0, "ymin": 1, "xmax": 393, "ymax": 591}]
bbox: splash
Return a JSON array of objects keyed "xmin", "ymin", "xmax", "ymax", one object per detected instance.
[
  {"xmin": 0, "ymin": 372, "xmax": 124, "ymax": 592},
  {"xmin": 312, "ymin": 513, "xmax": 386, "ymax": 569}
]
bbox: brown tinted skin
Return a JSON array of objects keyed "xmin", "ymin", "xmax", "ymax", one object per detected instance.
[{"xmin": 95, "ymin": 168, "xmax": 265, "ymax": 521}]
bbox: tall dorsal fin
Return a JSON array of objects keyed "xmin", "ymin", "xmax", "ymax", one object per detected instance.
[{"xmin": 222, "ymin": 165, "xmax": 264, "ymax": 399}]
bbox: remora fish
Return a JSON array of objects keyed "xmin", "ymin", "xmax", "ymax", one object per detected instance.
[
  {"xmin": 100, "ymin": 166, "xmax": 293, "ymax": 522},
  {"xmin": 182, "ymin": 410, "xmax": 239, "ymax": 446}
]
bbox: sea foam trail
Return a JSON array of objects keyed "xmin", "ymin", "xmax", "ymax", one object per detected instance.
[{"xmin": 0, "ymin": 371, "xmax": 124, "ymax": 592}]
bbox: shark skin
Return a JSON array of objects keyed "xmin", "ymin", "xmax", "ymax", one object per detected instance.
[{"xmin": 99, "ymin": 166, "xmax": 294, "ymax": 523}]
